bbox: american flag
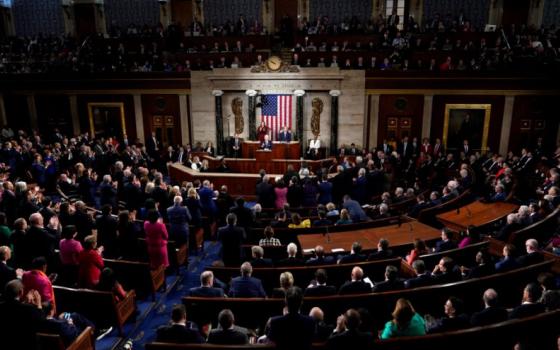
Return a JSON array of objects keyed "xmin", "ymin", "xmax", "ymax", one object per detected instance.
[{"xmin": 260, "ymin": 95, "xmax": 293, "ymax": 141}]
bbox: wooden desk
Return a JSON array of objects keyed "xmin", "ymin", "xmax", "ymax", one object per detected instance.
[
  {"xmin": 298, "ymin": 221, "xmax": 441, "ymax": 254},
  {"xmin": 436, "ymin": 201, "xmax": 518, "ymax": 232},
  {"xmin": 242, "ymin": 141, "xmax": 300, "ymax": 159}
]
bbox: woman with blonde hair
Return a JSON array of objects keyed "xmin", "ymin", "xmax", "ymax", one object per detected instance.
[
  {"xmin": 272, "ymin": 271, "xmax": 294, "ymax": 298},
  {"xmin": 381, "ymin": 298, "xmax": 426, "ymax": 339}
]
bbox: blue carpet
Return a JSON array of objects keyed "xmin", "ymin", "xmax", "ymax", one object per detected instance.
[{"xmin": 96, "ymin": 241, "xmax": 221, "ymax": 350}]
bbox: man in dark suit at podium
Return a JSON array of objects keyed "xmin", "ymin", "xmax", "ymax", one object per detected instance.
[
  {"xmin": 278, "ymin": 126, "xmax": 292, "ymax": 142},
  {"xmin": 261, "ymin": 134, "xmax": 273, "ymax": 151},
  {"xmin": 230, "ymin": 134, "xmax": 242, "ymax": 158}
]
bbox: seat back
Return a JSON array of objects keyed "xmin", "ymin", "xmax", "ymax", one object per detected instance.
[
  {"xmin": 418, "ymin": 241, "xmax": 490, "ymax": 270},
  {"xmin": 508, "ymin": 207, "xmax": 560, "ymax": 247}
]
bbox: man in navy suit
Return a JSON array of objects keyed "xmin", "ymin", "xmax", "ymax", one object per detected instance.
[
  {"xmin": 317, "ymin": 175, "xmax": 333, "ymax": 205},
  {"xmin": 338, "ymin": 242, "xmax": 367, "ymax": 264},
  {"xmin": 199, "ymin": 180, "xmax": 218, "ymax": 217},
  {"xmin": 278, "ymin": 126, "xmax": 292, "ymax": 142},
  {"xmin": 249, "ymin": 246, "xmax": 273, "ymax": 267},
  {"xmin": 156, "ymin": 304, "xmax": 205, "ymax": 344},
  {"xmin": 404, "ymin": 260, "xmax": 433, "ymax": 289},
  {"xmin": 40, "ymin": 301, "xmax": 95, "ymax": 347},
  {"xmin": 338, "ymin": 266, "xmax": 372, "ymax": 295},
  {"xmin": 0, "ymin": 246, "xmax": 19, "ymax": 290},
  {"xmin": 260, "ymin": 134, "xmax": 273, "ymax": 151},
  {"xmin": 434, "ymin": 228, "xmax": 458, "ymax": 253},
  {"xmin": 267, "ymin": 287, "xmax": 316, "ymax": 349},
  {"xmin": 228, "ymin": 262, "xmax": 266, "ymax": 298},
  {"xmin": 342, "ymin": 195, "xmax": 370, "ymax": 222},
  {"xmin": 188, "ymin": 271, "xmax": 225, "ymax": 297},
  {"xmin": 217, "ymin": 213, "xmax": 246, "ymax": 266},
  {"xmin": 305, "ymin": 246, "xmax": 335, "ymax": 266},
  {"xmin": 489, "ymin": 184, "xmax": 507, "ymax": 202},
  {"xmin": 304, "ymin": 269, "xmax": 337, "ymax": 297},
  {"xmin": 470, "ymin": 289, "xmax": 508, "ymax": 326}
]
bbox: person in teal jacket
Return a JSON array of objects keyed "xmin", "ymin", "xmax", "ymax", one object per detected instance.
[{"xmin": 381, "ymin": 298, "xmax": 426, "ymax": 339}]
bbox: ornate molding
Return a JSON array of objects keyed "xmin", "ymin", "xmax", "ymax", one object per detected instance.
[
  {"xmin": 245, "ymin": 89, "xmax": 258, "ymax": 97},
  {"xmin": 293, "ymin": 89, "xmax": 306, "ymax": 97},
  {"xmin": 329, "ymin": 90, "xmax": 341, "ymax": 97},
  {"xmin": 212, "ymin": 90, "xmax": 224, "ymax": 97}
]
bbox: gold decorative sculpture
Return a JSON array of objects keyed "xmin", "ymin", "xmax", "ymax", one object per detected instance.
[
  {"xmin": 231, "ymin": 97, "xmax": 245, "ymax": 135},
  {"xmin": 310, "ymin": 97, "xmax": 323, "ymax": 137}
]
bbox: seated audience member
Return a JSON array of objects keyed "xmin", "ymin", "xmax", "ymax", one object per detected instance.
[
  {"xmin": 489, "ymin": 184, "xmax": 507, "ymax": 202},
  {"xmin": 408, "ymin": 194, "xmax": 430, "ymax": 218},
  {"xmin": 432, "ymin": 257, "xmax": 461, "ymax": 284},
  {"xmin": 516, "ymin": 239, "xmax": 543, "ymax": 266},
  {"xmin": 380, "ymin": 298, "xmax": 426, "ymax": 339},
  {"xmin": 309, "ymin": 307, "xmax": 334, "ymax": 342},
  {"xmin": 259, "ymin": 226, "xmax": 281, "ymax": 246},
  {"xmin": 406, "ymin": 238, "xmax": 428, "ymax": 265},
  {"xmin": 368, "ymin": 238, "xmax": 394, "ymax": 261},
  {"xmin": 288, "ymin": 213, "xmax": 311, "ymax": 228},
  {"xmin": 509, "ymin": 283, "xmax": 545, "ymax": 319},
  {"xmin": 373, "ymin": 265, "xmax": 404, "ymax": 292},
  {"xmin": 207, "ymin": 309, "xmax": 249, "ymax": 345},
  {"xmin": 313, "ymin": 210, "xmax": 332, "ymax": 226},
  {"xmin": 372, "ymin": 203, "xmax": 391, "ymax": 220},
  {"xmin": 517, "ymin": 205, "xmax": 532, "ymax": 226},
  {"xmin": 78, "ymin": 235, "xmax": 104, "ymax": 288},
  {"xmin": 156, "ymin": 304, "xmax": 204, "ymax": 344},
  {"xmin": 326, "ymin": 308, "xmax": 375, "ymax": 349},
  {"xmin": 339, "ymin": 266, "xmax": 372, "ymax": 295},
  {"xmin": 427, "ymin": 297, "xmax": 470, "ymax": 333},
  {"xmin": 306, "ymin": 245, "xmax": 335, "ymax": 265},
  {"xmin": 188, "ymin": 270, "xmax": 225, "ymax": 297},
  {"xmin": 250, "ymin": 246, "xmax": 273, "ymax": 267},
  {"xmin": 96, "ymin": 267, "xmax": 127, "ymax": 302},
  {"xmin": 305, "ymin": 269, "xmax": 337, "ymax": 297},
  {"xmin": 335, "ymin": 209, "xmax": 353, "ymax": 225},
  {"xmin": 538, "ymin": 272, "xmax": 560, "ymax": 311},
  {"xmin": 470, "ymin": 289, "xmax": 508, "ymax": 326},
  {"xmin": 277, "ymin": 243, "xmax": 304, "ymax": 267},
  {"xmin": 461, "ymin": 250, "xmax": 495, "ymax": 279},
  {"xmin": 434, "ymin": 228, "xmax": 458, "ymax": 253},
  {"xmin": 495, "ymin": 243, "xmax": 521, "ymax": 272},
  {"xmin": 40, "ymin": 301, "xmax": 95, "ymax": 346},
  {"xmin": 22, "ymin": 256, "xmax": 54, "ymax": 304},
  {"xmin": 338, "ymin": 242, "xmax": 367, "ymax": 264},
  {"xmin": 267, "ymin": 287, "xmax": 315, "ymax": 350},
  {"xmin": 0, "ymin": 280, "xmax": 46, "ymax": 349},
  {"xmin": 326, "ymin": 202, "xmax": 339, "ymax": 218},
  {"xmin": 458, "ymin": 225, "xmax": 480, "ymax": 248},
  {"xmin": 0, "ymin": 246, "xmax": 22, "ymax": 290},
  {"xmin": 228, "ymin": 262, "xmax": 266, "ymax": 298},
  {"xmin": 495, "ymin": 213, "xmax": 521, "ymax": 241},
  {"xmin": 272, "ymin": 271, "xmax": 294, "ymax": 298},
  {"xmin": 405, "ymin": 260, "xmax": 433, "ymax": 288}
]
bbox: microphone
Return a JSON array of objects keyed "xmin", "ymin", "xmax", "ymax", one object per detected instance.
[
  {"xmin": 397, "ymin": 215, "xmax": 402, "ymax": 228},
  {"xmin": 466, "ymin": 206, "xmax": 472, "ymax": 218},
  {"xmin": 325, "ymin": 224, "xmax": 331, "ymax": 244}
]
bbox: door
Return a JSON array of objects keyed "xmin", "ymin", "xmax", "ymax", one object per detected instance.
[{"xmin": 152, "ymin": 115, "xmax": 177, "ymax": 148}]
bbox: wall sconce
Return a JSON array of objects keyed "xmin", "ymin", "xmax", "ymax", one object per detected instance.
[
  {"xmin": 61, "ymin": 0, "xmax": 73, "ymax": 19},
  {"xmin": 264, "ymin": 0, "xmax": 270, "ymax": 14},
  {"xmin": 95, "ymin": 3, "xmax": 103, "ymax": 18}
]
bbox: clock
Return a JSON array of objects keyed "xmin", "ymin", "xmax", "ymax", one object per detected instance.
[{"xmin": 265, "ymin": 56, "xmax": 283, "ymax": 71}]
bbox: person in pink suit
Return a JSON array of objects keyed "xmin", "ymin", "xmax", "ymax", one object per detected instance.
[
  {"xmin": 274, "ymin": 179, "xmax": 288, "ymax": 209},
  {"xmin": 22, "ymin": 256, "xmax": 55, "ymax": 305},
  {"xmin": 144, "ymin": 209, "xmax": 169, "ymax": 269}
]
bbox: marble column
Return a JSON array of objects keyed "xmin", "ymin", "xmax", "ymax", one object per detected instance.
[
  {"xmin": 133, "ymin": 94, "xmax": 145, "ymax": 143},
  {"xmin": 499, "ymin": 95, "xmax": 515, "ymax": 155},
  {"xmin": 294, "ymin": 90, "xmax": 305, "ymax": 155},
  {"xmin": 69, "ymin": 95, "xmax": 80, "ymax": 136},
  {"xmin": 27, "ymin": 95, "xmax": 38, "ymax": 130},
  {"xmin": 421, "ymin": 95, "xmax": 433, "ymax": 139},
  {"xmin": 179, "ymin": 94, "xmax": 190, "ymax": 146},
  {"xmin": 329, "ymin": 90, "xmax": 341, "ymax": 155},
  {"xmin": 0, "ymin": 94, "xmax": 7, "ymax": 126},
  {"xmin": 212, "ymin": 90, "xmax": 224, "ymax": 155},
  {"xmin": 246, "ymin": 90, "xmax": 258, "ymax": 141},
  {"xmin": 369, "ymin": 94, "xmax": 380, "ymax": 149}
]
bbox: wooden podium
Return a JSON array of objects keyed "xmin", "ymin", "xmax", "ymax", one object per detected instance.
[{"xmin": 242, "ymin": 141, "xmax": 301, "ymax": 159}]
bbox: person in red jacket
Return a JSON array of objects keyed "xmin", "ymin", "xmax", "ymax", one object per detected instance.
[{"xmin": 78, "ymin": 235, "xmax": 104, "ymax": 288}]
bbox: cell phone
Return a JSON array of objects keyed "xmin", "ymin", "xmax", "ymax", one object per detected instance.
[{"xmin": 63, "ymin": 312, "xmax": 71, "ymax": 320}]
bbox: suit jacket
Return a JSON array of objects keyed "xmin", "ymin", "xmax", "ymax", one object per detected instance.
[
  {"xmin": 408, "ymin": 202, "xmax": 431, "ymax": 218},
  {"xmin": 256, "ymin": 181, "xmax": 275, "ymax": 208},
  {"xmin": 207, "ymin": 328, "xmax": 249, "ymax": 345},
  {"xmin": 494, "ymin": 257, "xmax": 521, "ymax": 272},
  {"xmin": 0, "ymin": 262, "xmax": 17, "ymax": 290},
  {"xmin": 276, "ymin": 257, "xmax": 304, "ymax": 267},
  {"xmin": 26, "ymin": 225, "xmax": 58, "ymax": 263},
  {"xmin": 372, "ymin": 279, "xmax": 405, "ymax": 292},
  {"xmin": 250, "ymin": 258, "xmax": 273, "ymax": 268},
  {"xmin": 268, "ymin": 313, "xmax": 316, "ymax": 350},
  {"xmin": 261, "ymin": 140, "xmax": 273, "ymax": 150},
  {"xmin": 326, "ymin": 329, "xmax": 375, "ymax": 350},
  {"xmin": 342, "ymin": 200, "xmax": 369, "ymax": 222},
  {"xmin": 405, "ymin": 272, "xmax": 433, "ymax": 289},
  {"xmin": 188, "ymin": 286, "xmax": 225, "ymax": 297},
  {"xmin": 509, "ymin": 303, "xmax": 545, "ymax": 319},
  {"xmin": 278, "ymin": 131, "xmax": 292, "ymax": 142},
  {"xmin": 338, "ymin": 253, "xmax": 366, "ymax": 265},
  {"xmin": 471, "ymin": 306, "xmax": 508, "ymax": 326},
  {"xmin": 367, "ymin": 249, "xmax": 394, "ymax": 261},
  {"xmin": 516, "ymin": 252, "xmax": 544, "ymax": 267},
  {"xmin": 217, "ymin": 225, "xmax": 246, "ymax": 266},
  {"xmin": 306, "ymin": 256, "xmax": 335, "ymax": 266},
  {"xmin": 304, "ymin": 284, "xmax": 337, "ymax": 297},
  {"xmin": 339, "ymin": 280, "xmax": 372, "ymax": 295},
  {"xmin": 435, "ymin": 239, "xmax": 458, "ymax": 253},
  {"xmin": 0, "ymin": 299, "xmax": 45, "ymax": 350},
  {"xmin": 156, "ymin": 324, "xmax": 205, "ymax": 344},
  {"xmin": 229, "ymin": 276, "xmax": 266, "ymax": 298}
]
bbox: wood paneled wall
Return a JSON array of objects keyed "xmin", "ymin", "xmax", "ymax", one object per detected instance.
[
  {"xmin": 141, "ymin": 94, "xmax": 181, "ymax": 146},
  {"xmin": 77, "ymin": 95, "xmax": 136, "ymax": 141},
  {"xmin": 377, "ymin": 95, "xmax": 424, "ymax": 145},
  {"xmin": 509, "ymin": 96, "xmax": 558, "ymax": 153}
]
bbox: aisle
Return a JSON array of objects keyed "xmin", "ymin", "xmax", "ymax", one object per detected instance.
[{"xmin": 97, "ymin": 241, "xmax": 221, "ymax": 350}]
